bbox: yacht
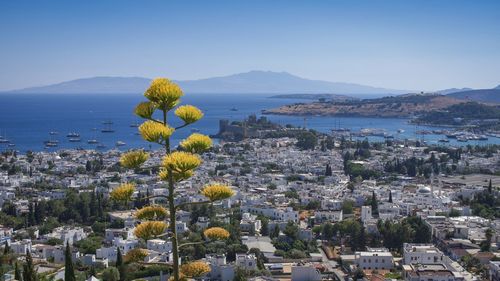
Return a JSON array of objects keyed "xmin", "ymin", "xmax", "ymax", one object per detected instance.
[
  {"xmin": 67, "ymin": 132, "xmax": 80, "ymax": 138},
  {"xmin": 49, "ymin": 131, "xmax": 59, "ymax": 135},
  {"xmin": 69, "ymin": 138, "xmax": 81, "ymax": 142},
  {"xmin": 87, "ymin": 139, "xmax": 99, "ymax": 144},
  {"xmin": 116, "ymin": 141, "xmax": 126, "ymax": 146},
  {"xmin": 438, "ymin": 139, "xmax": 450, "ymax": 143},
  {"xmin": 130, "ymin": 122, "xmax": 140, "ymax": 128}
]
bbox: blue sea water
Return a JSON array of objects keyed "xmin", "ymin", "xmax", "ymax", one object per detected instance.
[{"xmin": 0, "ymin": 93, "xmax": 498, "ymax": 153}]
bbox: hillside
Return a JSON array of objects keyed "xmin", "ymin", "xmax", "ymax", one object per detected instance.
[
  {"xmin": 5, "ymin": 71, "xmax": 409, "ymax": 95},
  {"xmin": 447, "ymin": 89, "xmax": 500, "ymax": 103},
  {"xmin": 416, "ymin": 102, "xmax": 500, "ymax": 126},
  {"xmin": 269, "ymin": 93, "xmax": 358, "ymax": 101},
  {"xmin": 263, "ymin": 94, "xmax": 464, "ymax": 118}
]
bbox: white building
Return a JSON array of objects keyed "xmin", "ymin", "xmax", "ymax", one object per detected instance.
[
  {"xmin": 355, "ymin": 249, "xmax": 394, "ymax": 270},
  {"xmin": 490, "ymin": 261, "xmax": 500, "ymax": 281},
  {"xmin": 235, "ymin": 253, "xmax": 257, "ymax": 270},
  {"xmin": 403, "ymin": 243, "xmax": 445, "ymax": 265},
  {"xmin": 96, "ymin": 246, "xmax": 118, "ymax": 262},
  {"xmin": 361, "ymin": 205, "xmax": 372, "ymax": 222},
  {"xmin": 10, "ymin": 239, "xmax": 32, "ymax": 255},
  {"xmin": 147, "ymin": 239, "xmax": 172, "ymax": 253},
  {"xmin": 46, "ymin": 226, "xmax": 87, "ymax": 245},
  {"xmin": 205, "ymin": 254, "xmax": 235, "ymax": 281}
]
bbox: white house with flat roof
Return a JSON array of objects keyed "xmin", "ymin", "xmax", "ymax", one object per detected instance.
[{"xmin": 355, "ymin": 249, "xmax": 394, "ymax": 270}]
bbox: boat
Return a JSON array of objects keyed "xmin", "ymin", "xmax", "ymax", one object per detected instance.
[
  {"xmin": 230, "ymin": 108, "xmax": 238, "ymax": 111},
  {"xmin": 457, "ymin": 136, "xmax": 468, "ymax": 142},
  {"xmin": 397, "ymin": 129, "xmax": 405, "ymax": 133},
  {"xmin": 49, "ymin": 131, "xmax": 59, "ymax": 135},
  {"xmin": 87, "ymin": 139, "xmax": 99, "ymax": 144},
  {"xmin": 438, "ymin": 139, "xmax": 450, "ymax": 143},
  {"xmin": 478, "ymin": 135, "xmax": 488, "ymax": 141},
  {"xmin": 0, "ymin": 139, "xmax": 9, "ymax": 144},
  {"xmin": 69, "ymin": 138, "xmax": 81, "ymax": 142},
  {"xmin": 96, "ymin": 144, "xmax": 107, "ymax": 149},
  {"xmin": 101, "ymin": 122, "xmax": 115, "ymax": 133},
  {"xmin": 7, "ymin": 143, "xmax": 15, "ymax": 147},
  {"xmin": 130, "ymin": 122, "xmax": 140, "ymax": 128},
  {"xmin": 191, "ymin": 128, "xmax": 200, "ymax": 133},
  {"xmin": 67, "ymin": 132, "xmax": 80, "ymax": 138},
  {"xmin": 116, "ymin": 141, "xmax": 126, "ymax": 146},
  {"xmin": 45, "ymin": 142, "xmax": 58, "ymax": 147},
  {"xmin": 102, "ymin": 120, "xmax": 114, "ymax": 125}
]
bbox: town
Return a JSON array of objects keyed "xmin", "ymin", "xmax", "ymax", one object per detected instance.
[{"xmin": 1, "ymin": 116, "xmax": 499, "ymax": 281}]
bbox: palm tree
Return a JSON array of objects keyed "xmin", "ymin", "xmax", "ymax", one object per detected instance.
[{"xmin": 111, "ymin": 78, "xmax": 234, "ymax": 281}]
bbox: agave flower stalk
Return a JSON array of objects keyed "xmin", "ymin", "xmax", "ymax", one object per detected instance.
[{"xmin": 113, "ymin": 78, "xmax": 234, "ymax": 281}]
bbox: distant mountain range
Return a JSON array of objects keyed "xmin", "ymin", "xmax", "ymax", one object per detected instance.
[{"xmin": 3, "ymin": 71, "xmax": 409, "ymax": 96}]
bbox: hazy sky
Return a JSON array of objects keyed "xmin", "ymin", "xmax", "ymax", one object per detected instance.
[{"xmin": 1, "ymin": 0, "xmax": 499, "ymax": 91}]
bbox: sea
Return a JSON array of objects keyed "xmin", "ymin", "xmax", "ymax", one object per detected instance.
[{"xmin": 1, "ymin": 93, "xmax": 499, "ymax": 153}]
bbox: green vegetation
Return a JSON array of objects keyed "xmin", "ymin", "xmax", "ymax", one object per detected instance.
[{"xmin": 417, "ymin": 102, "xmax": 500, "ymax": 126}]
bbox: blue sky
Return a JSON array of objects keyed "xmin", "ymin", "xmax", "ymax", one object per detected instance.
[{"xmin": 0, "ymin": 0, "xmax": 499, "ymax": 91}]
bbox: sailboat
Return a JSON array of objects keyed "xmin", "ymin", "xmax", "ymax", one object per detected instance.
[{"xmin": 101, "ymin": 120, "xmax": 115, "ymax": 133}]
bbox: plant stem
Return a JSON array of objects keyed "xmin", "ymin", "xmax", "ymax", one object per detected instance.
[{"xmin": 163, "ymin": 109, "xmax": 180, "ymax": 281}]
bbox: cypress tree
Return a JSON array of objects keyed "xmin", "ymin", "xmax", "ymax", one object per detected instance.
[
  {"xmin": 64, "ymin": 242, "xmax": 76, "ymax": 281},
  {"xmin": 15, "ymin": 262, "xmax": 22, "ymax": 281},
  {"xmin": 388, "ymin": 191, "xmax": 393, "ymax": 203},
  {"xmin": 28, "ymin": 203, "xmax": 35, "ymax": 226},
  {"xmin": 23, "ymin": 250, "xmax": 37, "ymax": 281},
  {"xmin": 371, "ymin": 191, "xmax": 379, "ymax": 216},
  {"xmin": 3, "ymin": 241, "xmax": 10, "ymax": 254},
  {"xmin": 488, "ymin": 179, "xmax": 492, "ymax": 193},
  {"xmin": 116, "ymin": 247, "xmax": 125, "ymax": 281}
]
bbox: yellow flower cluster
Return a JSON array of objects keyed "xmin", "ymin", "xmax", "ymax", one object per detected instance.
[
  {"xmin": 124, "ymin": 248, "xmax": 149, "ymax": 263},
  {"xmin": 180, "ymin": 261, "xmax": 211, "ymax": 278},
  {"xmin": 119, "ymin": 150, "xmax": 149, "ymax": 169},
  {"xmin": 162, "ymin": 151, "xmax": 201, "ymax": 173},
  {"xmin": 174, "ymin": 105, "xmax": 203, "ymax": 124},
  {"xmin": 158, "ymin": 168, "xmax": 193, "ymax": 183},
  {"xmin": 135, "ymin": 205, "xmax": 168, "ymax": 220},
  {"xmin": 168, "ymin": 273, "xmax": 186, "ymax": 281},
  {"xmin": 134, "ymin": 221, "xmax": 168, "ymax": 240},
  {"xmin": 110, "ymin": 183, "xmax": 135, "ymax": 202},
  {"xmin": 180, "ymin": 133, "xmax": 212, "ymax": 153},
  {"xmin": 204, "ymin": 227, "xmax": 230, "ymax": 240},
  {"xmin": 138, "ymin": 120, "xmax": 174, "ymax": 143},
  {"xmin": 201, "ymin": 184, "xmax": 235, "ymax": 202},
  {"xmin": 134, "ymin": 101, "xmax": 156, "ymax": 119},
  {"xmin": 144, "ymin": 78, "xmax": 183, "ymax": 111}
]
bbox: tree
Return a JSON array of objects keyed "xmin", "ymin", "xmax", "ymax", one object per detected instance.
[
  {"xmin": 371, "ymin": 191, "xmax": 379, "ymax": 216},
  {"xmin": 3, "ymin": 241, "xmax": 10, "ymax": 254},
  {"xmin": 488, "ymin": 179, "xmax": 492, "ymax": 193},
  {"xmin": 23, "ymin": 250, "xmax": 38, "ymax": 281},
  {"xmin": 110, "ymin": 79, "xmax": 234, "ymax": 281},
  {"xmin": 481, "ymin": 228, "xmax": 493, "ymax": 252},
  {"xmin": 15, "ymin": 262, "xmax": 21, "ymax": 281},
  {"xmin": 64, "ymin": 242, "xmax": 76, "ymax": 281},
  {"xmin": 271, "ymin": 225, "xmax": 280, "ymax": 239},
  {"xmin": 325, "ymin": 164, "xmax": 332, "ymax": 176},
  {"xmin": 388, "ymin": 191, "xmax": 393, "ymax": 203},
  {"xmin": 296, "ymin": 131, "xmax": 317, "ymax": 150},
  {"xmin": 322, "ymin": 223, "xmax": 335, "ymax": 241},
  {"xmin": 102, "ymin": 267, "xmax": 120, "ymax": 281},
  {"xmin": 116, "ymin": 247, "xmax": 125, "ymax": 281},
  {"xmin": 283, "ymin": 221, "xmax": 298, "ymax": 240}
]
